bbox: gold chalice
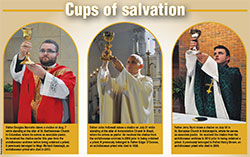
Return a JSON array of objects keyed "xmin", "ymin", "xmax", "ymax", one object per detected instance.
[
  {"xmin": 21, "ymin": 27, "xmax": 34, "ymax": 64},
  {"xmin": 101, "ymin": 31, "xmax": 116, "ymax": 61}
]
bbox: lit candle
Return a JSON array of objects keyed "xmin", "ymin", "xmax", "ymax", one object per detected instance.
[
  {"xmin": 133, "ymin": 38, "xmax": 135, "ymax": 53},
  {"xmin": 147, "ymin": 38, "xmax": 150, "ymax": 52},
  {"xmin": 136, "ymin": 41, "xmax": 139, "ymax": 53}
]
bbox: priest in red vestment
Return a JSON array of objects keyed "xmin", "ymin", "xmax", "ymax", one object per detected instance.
[{"xmin": 10, "ymin": 39, "xmax": 76, "ymax": 123}]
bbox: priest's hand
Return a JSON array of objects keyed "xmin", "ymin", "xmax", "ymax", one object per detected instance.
[
  {"xmin": 196, "ymin": 52, "xmax": 209, "ymax": 64},
  {"xmin": 111, "ymin": 57, "xmax": 124, "ymax": 72},
  {"xmin": 19, "ymin": 41, "xmax": 32, "ymax": 60},
  {"xmin": 101, "ymin": 48, "xmax": 111, "ymax": 60},
  {"xmin": 26, "ymin": 64, "xmax": 46, "ymax": 79},
  {"xmin": 189, "ymin": 37, "xmax": 199, "ymax": 50},
  {"xmin": 101, "ymin": 49, "xmax": 110, "ymax": 71}
]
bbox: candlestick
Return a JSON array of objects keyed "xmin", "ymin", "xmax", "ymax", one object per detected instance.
[
  {"xmin": 136, "ymin": 41, "xmax": 139, "ymax": 53},
  {"xmin": 147, "ymin": 38, "xmax": 150, "ymax": 52}
]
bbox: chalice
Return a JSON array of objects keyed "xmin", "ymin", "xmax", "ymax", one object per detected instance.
[
  {"xmin": 186, "ymin": 29, "xmax": 201, "ymax": 55},
  {"xmin": 20, "ymin": 27, "xmax": 34, "ymax": 64},
  {"xmin": 101, "ymin": 31, "xmax": 116, "ymax": 61}
]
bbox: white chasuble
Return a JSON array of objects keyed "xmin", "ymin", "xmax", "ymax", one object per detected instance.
[
  {"xmin": 97, "ymin": 67, "xmax": 154, "ymax": 123},
  {"xmin": 185, "ymin": 53, "xmax": 229, "ymax": 119}
]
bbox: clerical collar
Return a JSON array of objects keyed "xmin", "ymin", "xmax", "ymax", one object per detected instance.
[{"xmin": 42, "ymin": 63, "xmax": 56, "ymax": 70}]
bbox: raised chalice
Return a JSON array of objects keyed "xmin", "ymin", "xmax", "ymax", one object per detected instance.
[
  {"xmin": 101, "ymin": 31, "xmax": 116, "ymax": 61},
  {"xmin": 186, "ymin": 29, "xmax": 201, "ymax": 55},
  {"xmin": 20, "ymin": 27, "xmax": 34, "ymax": 64}
]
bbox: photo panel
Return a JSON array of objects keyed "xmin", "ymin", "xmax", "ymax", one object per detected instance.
[
  {"xmin": 87, "ymin": 22, "xmax": 163, "ymax": 154},
  {"xmin": 172, "ymin": 22, "xmax": 247, "ymax": 154},
  {"xmin": 3, "ymin": 22, "xmax": 78, "ymax": 154}
]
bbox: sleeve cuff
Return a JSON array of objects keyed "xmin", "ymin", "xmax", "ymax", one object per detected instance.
[
  {"xmin": 15, "ymin": 54, "xmax": 25, "ymax": 72},
  {"xmin": 185, "ymin": 52, "xmax": 197, "ymax": 76},
  {"xmin": 40, "ymin": 72, "xmax": 69, "ymax": 99},
  {"xmin": 201, "ymin": 56, "xmax": 219, "ymax": 82},
  {"xmin": 116, "ymin": 68, "xmax": 126, "ymax": 87},
  {"xmin": 98, "ymin": 66, "xmax": 109, "ymax": 83},
  {"xmin": 10, "ymin": 54, "xmax": 26, "ymax": 83}
]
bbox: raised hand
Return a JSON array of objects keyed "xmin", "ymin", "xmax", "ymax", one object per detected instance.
[
  {"xmin": 19, "ymin": 41, "xmax": 32, "ymax": 60},
  {"xmin": 26, "ymin": 64, "xmax": 46, "ymax": 79}
]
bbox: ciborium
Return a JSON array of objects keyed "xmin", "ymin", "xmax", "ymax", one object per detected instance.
[
  {"xmin": 186, "ymin": 29, "xmax": 201, "ymax": 55},
  {"xmin": 20, "ymin": 27, "xmax": 34, "ymax": 64},
  {"xmin": 101, "ymin": 31, "xmax": 116, "ymax": 61}
]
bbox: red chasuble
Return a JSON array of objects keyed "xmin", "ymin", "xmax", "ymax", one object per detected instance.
[{"xmin": 13, "ymin": 64, "xmax": 76, "ymax": 123}]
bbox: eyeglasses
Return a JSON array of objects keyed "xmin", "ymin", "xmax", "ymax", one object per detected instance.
[{"xmin": 40, "ymin": 49, "xmax": 57, "ymax": 53}]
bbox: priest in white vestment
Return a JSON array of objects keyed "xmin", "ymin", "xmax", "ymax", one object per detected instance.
[
  {"xmin": 97, "ymin": 51, "xmax": 154, "ymax": 123},
  {"xmin": 185, "ymin": 38, "xmax": 242, "ymax": 120}
]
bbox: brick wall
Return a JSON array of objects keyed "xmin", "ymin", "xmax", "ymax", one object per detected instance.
[{"xmin": 173, "ymin": 22, "xmax": 246, "ymax": 121}]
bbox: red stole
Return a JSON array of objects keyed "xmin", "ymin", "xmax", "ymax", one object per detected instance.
[{"xmin": 13, "ymin": 64, "xmax": 76, "ymax": 123}]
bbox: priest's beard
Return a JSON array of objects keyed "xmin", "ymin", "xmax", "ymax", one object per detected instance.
[{"xmin": 39, "ymin": 56, "xmax": 57, "ymax": 66}]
